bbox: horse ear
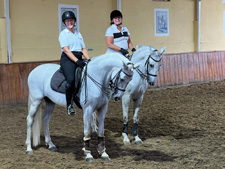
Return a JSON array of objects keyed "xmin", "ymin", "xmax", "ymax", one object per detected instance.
[
  {"xmin": 125, "ymin": 62, "xmax": 134, "ymax": 71},
  {"xmin": 160, "ymin": 46, "xmax": 166, "ymax": 55}
]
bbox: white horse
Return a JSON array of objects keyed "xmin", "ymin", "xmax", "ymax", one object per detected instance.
[
  {"xmin": 25, "ymin": 53, "xmax": 138, "ymax": 162},
  {"xmin": 121, "ymin": 45, "xmax": 166, "ymax": 145}
]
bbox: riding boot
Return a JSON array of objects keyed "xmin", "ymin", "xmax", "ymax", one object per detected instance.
[
  {"xmin": 67, "ymin": 104, "xmax": 76, "ymax": 115},
  {"xmin": 66, "ymin": 83, "xmax": 76, "ymax": 115}
]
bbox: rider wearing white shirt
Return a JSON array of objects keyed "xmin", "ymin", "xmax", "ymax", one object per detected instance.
[
  {"xmin": 59, "ymin": 11, "xmax": 90, "ymax": 115},
  {"xmin": 59, "ymin": 29, "xmax": 85, "ymax": 53},
  {"xmin": 105, "ymin": 10, "xmax": 136, "ymax": 57}
]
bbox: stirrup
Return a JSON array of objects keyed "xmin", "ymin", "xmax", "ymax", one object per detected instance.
[{"xmin": 67, "ymin": 104, "xmax": 76, "ymax": 115}]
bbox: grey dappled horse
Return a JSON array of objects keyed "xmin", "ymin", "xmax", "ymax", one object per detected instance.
[
  {"xmin": 25, "ymin": 53, "xmax": 138, "ymax": 162},
  {"xmin": 122, "ymin": 45, "xmax": 165, "ymax": 145},
  {"xmin": 91, "ymin": 45, "xmax": 165, "ymax": 145}
]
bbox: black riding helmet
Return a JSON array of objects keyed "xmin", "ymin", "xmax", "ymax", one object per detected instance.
[
  {"xmin": 62, "ymin": 11, "xmax": 76, "ymax": 23},
  {"xmin": 110, "ymin": 10, "xmax": 123, "ymax": 21}
]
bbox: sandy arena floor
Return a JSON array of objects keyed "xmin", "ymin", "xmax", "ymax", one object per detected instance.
[{"xmin": 1, "ymin": 80, "xmax": 225, "ymax": 169}]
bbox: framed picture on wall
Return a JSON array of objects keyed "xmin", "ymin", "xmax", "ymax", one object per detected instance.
[
  {"xmin": 154, "ymin": 8, "xmax": 169, "ymax": 36},
  {"xmin": 223, "ymin": 0, "xmax": 225, "ymax": 4},
  {"xmin": 58, "ymin": 4, "xmax": 79, "ymax": 33}
]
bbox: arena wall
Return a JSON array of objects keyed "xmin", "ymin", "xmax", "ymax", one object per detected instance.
[
  {"xmin": 1, "ymin": 0, "xmax": 225, "ymax": 106},
  {"xmin": 1, "ymin": 0, "xmax": 225, "ymax": 63},
  {"xmin": 1, "ymin": 51, "xmax": 225, "ymax": 106}
]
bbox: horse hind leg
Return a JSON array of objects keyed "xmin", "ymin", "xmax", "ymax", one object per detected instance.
[
  {"xmin": 25, "ymin": 95, "xmax": 42, "ymax": 155},
  {"xmin": 43, "ymin": 97, "xmax": 57, "ymax": 151}
]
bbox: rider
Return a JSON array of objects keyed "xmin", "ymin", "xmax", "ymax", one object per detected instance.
[
  {"xmin": 59, "ymin": 11, "xmax": 91, "ymax": 115},
  {"xmin": 105, "ymin": 10, "xmax": 136, "ymax": 58}
]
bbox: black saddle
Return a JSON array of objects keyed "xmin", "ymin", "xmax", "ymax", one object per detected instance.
[{"xmin": 50, "ymin": 67, "xmax": 83, "ymax": 109}]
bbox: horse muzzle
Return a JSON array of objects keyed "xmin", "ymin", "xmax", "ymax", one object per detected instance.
[
  {"xmin": 148, "ymin": 82, "xmax": 155, "ymax": 86},
  {"xmin": 113, "ymin": 97, "xmax": 121, "ymax": 101}
]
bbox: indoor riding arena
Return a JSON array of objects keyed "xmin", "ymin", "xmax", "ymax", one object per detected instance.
[
  {"xmin": 1, "ymin": 0, "xmax": 225, "ymax": 169},
  {"xmin": 1, "ymin": 80, "xmax": 225, "ymax": 168}
]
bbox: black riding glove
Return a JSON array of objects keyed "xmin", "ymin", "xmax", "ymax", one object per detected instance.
[
  {"xmin": 76, "ymin": 60, "xmax": 86, "ymax": 68},
  {"xmin": 120, "ymin": 48, "xmax": 129, "ymax": 56},
  {"xmin": 131, "ymin": 48, "xmax": 136, "ymax": 52}
]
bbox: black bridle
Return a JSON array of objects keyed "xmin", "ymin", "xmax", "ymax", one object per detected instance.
[
  {"xmin": 136, "ymin": 51, "xmax": 162, "ymax": 80},
  {"xmin": 109, "ymin": 69, "xmax": 133, "ymax": 92},
  {"xmin": 82, "ymin": 66, "xmax": 132, "ymax": 103}
]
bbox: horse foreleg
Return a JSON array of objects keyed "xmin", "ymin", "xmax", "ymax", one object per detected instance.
[
  {"xmin": 122, "ymin": 93, "xmax": 131, "ymax": 145},
  {"xmin": 91, "ymin": 111, "xmax": 98, "ymax": 135},
  {"xmin": 97, "ymin": 137, "xmax": 110, "ymax": 162},
  {"xmin": 97, "ymin": 105, "xmax": 110, "ymax": 161},
  {"xmin": 43, "ymin": 98, "xmax": 57, "ymax": 151},
  {"xmin": 133, "ymin": 96, "xmax": 143, "ymax": 144},
  {"xmin": 83, "ymin": 107, "xmax": 94, "ymax": 162},
  {"xmin": 25, "ymin": 97, "xmax": 42, "ymax": 155}
]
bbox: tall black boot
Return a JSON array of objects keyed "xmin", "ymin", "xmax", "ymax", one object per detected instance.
[{"xmin": 65, "ymin": 83, "xmax": 76, "ymax": 115}]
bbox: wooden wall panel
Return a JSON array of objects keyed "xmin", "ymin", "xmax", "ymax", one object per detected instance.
[
  {"xmin": 0, "ymin": 61, "xmax": 58, "ymax": 106},
  {"xmin": 1, "ymin": 51, "xmax": 225, "ymax": 106},
  {"xmin": 156, "ymin": 51, "xmax": 225, "ymax": 87}
]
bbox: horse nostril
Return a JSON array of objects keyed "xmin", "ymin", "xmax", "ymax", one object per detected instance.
[
  {"xmin": 114, "ymin": 97, "xmax": 121, "ymax": 101},
  {"xmin": 149, "ymin": 82, "xmax": 155, "ymax": 86}
]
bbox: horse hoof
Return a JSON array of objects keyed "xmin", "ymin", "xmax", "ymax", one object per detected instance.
[
  {"xmin": 123, "ymin": 141, "xmax": 131, "ymax": 145},
  {"xmin": 86, "ymin": 157, "xmax": 94, "ymax": 162},
  {"xmin": 135, "ymin": 140, "xmax": 143, "ymax": 145},
  {"xmin": 101, "ymin": 156, "xmax": 110, "ymax": 162},
  {"xmin": 100, "ymin": 152, "xmax": 110, "ymax": 162},
  {"xmin": 49, "ymin": 146, "xmax": 58, "ymax": 152},
  {"xmin": 26, "ymin": 151, "xmax": 33, "ymax": 155},
  {"xmin": 85, "ymin": 153, "xmax": 94, "ymax": 162}
]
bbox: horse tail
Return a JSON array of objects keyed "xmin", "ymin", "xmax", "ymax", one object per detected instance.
[{"xmin": 32, "ymin": 99, "xmax": 44, "ymax": 147}]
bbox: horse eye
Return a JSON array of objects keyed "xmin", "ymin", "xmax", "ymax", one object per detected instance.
[{"xmin": 150, "ymin": 64, "xmax": 154, "ymax": 68}]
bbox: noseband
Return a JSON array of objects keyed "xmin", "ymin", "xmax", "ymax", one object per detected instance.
[{"xmin": 84, "ymin": 66, "xmax": 132, "ymax": 103}]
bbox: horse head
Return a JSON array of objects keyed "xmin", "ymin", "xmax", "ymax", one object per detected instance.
[
  {"xmin": 110, "ymin": 61, "xmax": 137, "ymax": 101},
  {"xmin": 135, "ymin": 45, "xmax": 166, "ymax": 86},
  {"xmin": 147, "ymin": 46, "xmax": 166, "ymax": 85}
]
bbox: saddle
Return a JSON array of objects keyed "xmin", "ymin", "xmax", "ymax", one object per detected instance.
[{"xmin": 50, "ymin": 67, "xmax": 83, "ymax": 109}]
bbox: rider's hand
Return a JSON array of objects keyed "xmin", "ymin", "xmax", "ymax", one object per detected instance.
[
  {"xmin": 76, "ymin": 60, "xmax": 86, "ymax": 68},
  {"xmin": 120, "ymin": 48, "xmax": 129, "ymax": 56}
]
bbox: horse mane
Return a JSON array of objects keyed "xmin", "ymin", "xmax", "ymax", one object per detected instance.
[
  {"xmin": 134, "ymin": 44, "xmax": 159, "ymax": 60},
  {"xmin": 133, "ymin": 45, "xmax": 151, "ymax": 59},
  {"xmin": 91, "ymin": 52, "xmax": 130, "ymax": 66}
]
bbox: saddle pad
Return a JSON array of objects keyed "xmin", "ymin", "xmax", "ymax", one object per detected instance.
[
  {"xmin": 50, "ymin": 69, "xmax": 66, "ymax": 94},
  {"xmin": 50, "ymin": 67, "xmax": 83, "ymax": 109}
]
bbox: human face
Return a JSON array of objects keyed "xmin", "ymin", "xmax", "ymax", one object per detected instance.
[
  {"xmin": 113, "ymin": 16, "xmax": 122, "ymax": 26},
  {"xmin": 64, "ymin": 19, "xmax": 75, "ymax": 30}
]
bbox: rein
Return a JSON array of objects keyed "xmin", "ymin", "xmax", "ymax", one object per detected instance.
[{"xmin": 82, "ymin": 63, "xmax": 128, "ymax": 103}]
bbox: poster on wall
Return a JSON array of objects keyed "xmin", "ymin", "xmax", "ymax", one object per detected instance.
[
  {"xmin": 58, "ymin": 4, "xmax": 79, "ymax": 33},
  {"xmin": 223, "ymin": 0, "xmax": 225, "ymax": 4},
  {"xmin": 154, "ymin": 8, "xmax": 169, "ymax": 36}
]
